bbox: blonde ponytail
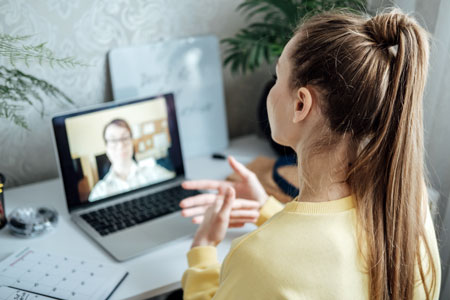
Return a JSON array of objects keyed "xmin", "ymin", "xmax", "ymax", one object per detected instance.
[{"xmin": 290, "ymin": 9, "xmax": 436, "ymax": 299}]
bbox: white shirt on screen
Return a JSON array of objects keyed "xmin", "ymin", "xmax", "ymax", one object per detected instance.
[{"xmin": 88, "ymin": 158, "xmax": 175, "ymax": 202}]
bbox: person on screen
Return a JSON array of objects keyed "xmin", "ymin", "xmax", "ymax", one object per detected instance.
[{"xmin": 88, "ymin": 119, "xmax": 175, "ymax": 202}]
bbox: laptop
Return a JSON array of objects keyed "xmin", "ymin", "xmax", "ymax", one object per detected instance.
[{"xmin": 52, "ymin": 93, "xmax": 199, "ymax": 261}]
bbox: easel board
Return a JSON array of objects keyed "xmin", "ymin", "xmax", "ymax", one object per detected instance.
[{"xmin": 108, "ymin": 35, "xmax": 229, "ymax": 158}]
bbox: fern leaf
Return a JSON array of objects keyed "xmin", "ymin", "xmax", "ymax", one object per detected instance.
[
  {"xmin": 0, "ymin": 34, "xmax": 87, "ymax": 68},
  {"xmin": 0, "ymin": 66, "xmax": 74, "ymax": 129}
]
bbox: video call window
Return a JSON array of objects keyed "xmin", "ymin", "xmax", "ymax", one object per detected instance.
[{"xmin": 65, "ymin": 97, "xmax": 176, "ymax": 203}]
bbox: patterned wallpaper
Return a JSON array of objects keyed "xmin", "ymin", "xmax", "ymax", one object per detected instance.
[{"xmin": 0, "ymin": 0, "xmax": 272, "ymax": 187}]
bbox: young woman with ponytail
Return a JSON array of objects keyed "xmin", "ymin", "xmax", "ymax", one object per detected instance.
[{"xmin": 178, "ymin": 8, "xmax": 440, "ymax": 299}]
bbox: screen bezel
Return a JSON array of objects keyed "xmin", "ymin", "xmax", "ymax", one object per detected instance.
[{"xmin": 52, "ymin": 93, "xmax": 184, "ymax": 213}]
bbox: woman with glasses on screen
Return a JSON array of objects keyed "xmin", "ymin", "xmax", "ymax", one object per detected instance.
[{"xmin": 89, "ymin": 119, "xmax": 175, "ymax": 202}]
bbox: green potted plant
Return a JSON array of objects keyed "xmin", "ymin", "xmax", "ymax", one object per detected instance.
[
  {"xmin": 222, "ymin": 0, "xmax": 366, "ymax": 74},
  {"xmin": 0, "ymin": 34, "xmax": 84, "ymax": 129},
  {"xmin": 221, "ymin": 0, "xmax": 366, "ymax": 154}
]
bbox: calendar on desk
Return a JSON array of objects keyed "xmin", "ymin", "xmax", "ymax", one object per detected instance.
[{"xmin": 0, "ymin": 248, "xmax": 128, "ymax": 300}]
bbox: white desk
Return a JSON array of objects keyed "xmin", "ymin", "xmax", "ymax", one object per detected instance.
[{"xmin": 0, "ymin": 135, "xmax": 276, "ymax": 300}]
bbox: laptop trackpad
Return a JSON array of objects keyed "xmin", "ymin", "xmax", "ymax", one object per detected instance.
[{"xmin": 100, "ymin": 213, "xmax": 197, "ymax": 261}]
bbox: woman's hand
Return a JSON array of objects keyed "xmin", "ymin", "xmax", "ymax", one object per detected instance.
[
  {"xmin": 180, "ymin": 156, "xmax": 268, "ymax": 227},
  {"xmin": 191, "ymin": 187, "xmax": 235, "ymax": 248}
]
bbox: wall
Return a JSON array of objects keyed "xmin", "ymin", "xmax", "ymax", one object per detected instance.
[
  {"xmin": 0, "ymin": 0, "xmax": 272, "ymax": 188},
  {"xmin": 422, "ymin": 0, "xmax": 450, "ymax": 296}
]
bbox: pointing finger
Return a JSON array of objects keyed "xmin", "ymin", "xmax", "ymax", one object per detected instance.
[
  {"xmin": 219, "ymin": 187, "xmax": 235, "ymax": 216},
  {"xmin": 232, "ymin": 199, "xmax": 260, "ymax": 210},
  {"xmin": 180, "ymin": 194, "xmax": 216, "ymax": 208},
  {"xmin": 230, "ymin": 210, "xmax": 259, "ymax": 219},
  {"xmin": 182, "ymin": 180, "xmax": 232, "ymax": 190},
  {"xmin": 181, "ymin": 206, "xmax": 208, "ymax": 217},
  {"xmin": 228, "ymin": 156, "xmax": 253, "ymax": 180}
]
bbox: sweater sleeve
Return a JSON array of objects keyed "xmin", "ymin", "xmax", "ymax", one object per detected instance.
[
  {"xmin": 182, "ymin": 197, "xmax": 284, "ymax": 299},
  {"xmin": 255, "ymin": 196, "xmax": 284, "ymax": 227},
  {"xmin": 182, "ymin": 246, "xmax": 221, "ymax": 300}
]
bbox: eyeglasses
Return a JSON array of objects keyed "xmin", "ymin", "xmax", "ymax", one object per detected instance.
[{"xmin": 105, "ymin": 136, "xmax": 132, "ymax": 147}]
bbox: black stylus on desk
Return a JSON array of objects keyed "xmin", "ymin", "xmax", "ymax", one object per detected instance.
[{"xmin": 211, "ymin": 153, "xmax": 227, "ymax": 160}]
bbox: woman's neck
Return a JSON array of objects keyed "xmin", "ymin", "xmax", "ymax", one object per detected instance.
[
  {"xmin": 112, "ymin": 161, "xmax": 133, "ymax": 181},
  {"xmin": 295, "ymin": 138, "xmax": 353, "ymax": 203}
]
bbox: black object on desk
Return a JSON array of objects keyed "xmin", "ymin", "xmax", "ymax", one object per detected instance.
[
  {"xmin": 0, "ymin": 173, "xmax": 6, "ymax": 229},
  {"xmin": 212, "ymin": 153, "xmax": 227, "ymax": 160}
]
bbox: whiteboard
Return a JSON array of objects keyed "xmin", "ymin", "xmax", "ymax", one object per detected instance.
[{"xmin": 108, "ymin": 35, "xmax": 229, "ymax": 158}]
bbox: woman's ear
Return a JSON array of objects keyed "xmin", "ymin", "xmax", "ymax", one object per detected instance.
[{"xmin": 293, "ymin": 87, "xmax": 313, "ymax": 123}]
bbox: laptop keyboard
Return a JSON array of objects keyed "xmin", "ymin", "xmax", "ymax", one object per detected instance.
[{"xmin": 80, "ymin": 186, "xmax": 200, "ymax": 236}]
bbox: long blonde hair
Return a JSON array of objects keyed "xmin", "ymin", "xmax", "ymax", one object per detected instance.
[{"xmin": 289, "ymin": 9, "xmax": 437, "ymax": 299}]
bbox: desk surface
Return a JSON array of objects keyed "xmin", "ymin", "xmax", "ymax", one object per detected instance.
[{"xmin": 1, "ymin": 135, "xmax": 276, "ymax": 300}]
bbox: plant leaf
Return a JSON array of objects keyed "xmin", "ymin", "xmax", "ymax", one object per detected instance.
[
  {"xmin": 222, "ymin": 0, "xmax": 367, "ymax": 74},
  {"xmin": 0, "ymin": 34, "xmax": 88, "ymax": 68},
  {"xmin": 0, "ymin": 66, "xmax": 74, "ymax": 129}
]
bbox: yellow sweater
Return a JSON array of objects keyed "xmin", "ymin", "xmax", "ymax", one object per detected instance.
[{"xmin": 182, "ymin": 196, "xmax": 441, "ymax": 299}]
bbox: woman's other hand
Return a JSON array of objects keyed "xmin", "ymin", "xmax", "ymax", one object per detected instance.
[{"xmin": 191, "ymin": 187, "xmax": 235, "ymax": 248}]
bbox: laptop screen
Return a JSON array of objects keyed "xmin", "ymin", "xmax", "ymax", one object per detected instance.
[{"xmin": 52, "ymin": 93, "xmax": 184, "ymax": 212}]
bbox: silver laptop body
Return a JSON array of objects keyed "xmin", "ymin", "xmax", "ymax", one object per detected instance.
[{"xmin": 52, "ymin": 94, "xmax": 197, "ymax": 261}]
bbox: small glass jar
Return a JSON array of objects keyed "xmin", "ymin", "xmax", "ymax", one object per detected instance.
[{"xmin": 8, "ymin": 207, "xmax": 58, "ymax": 238}]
